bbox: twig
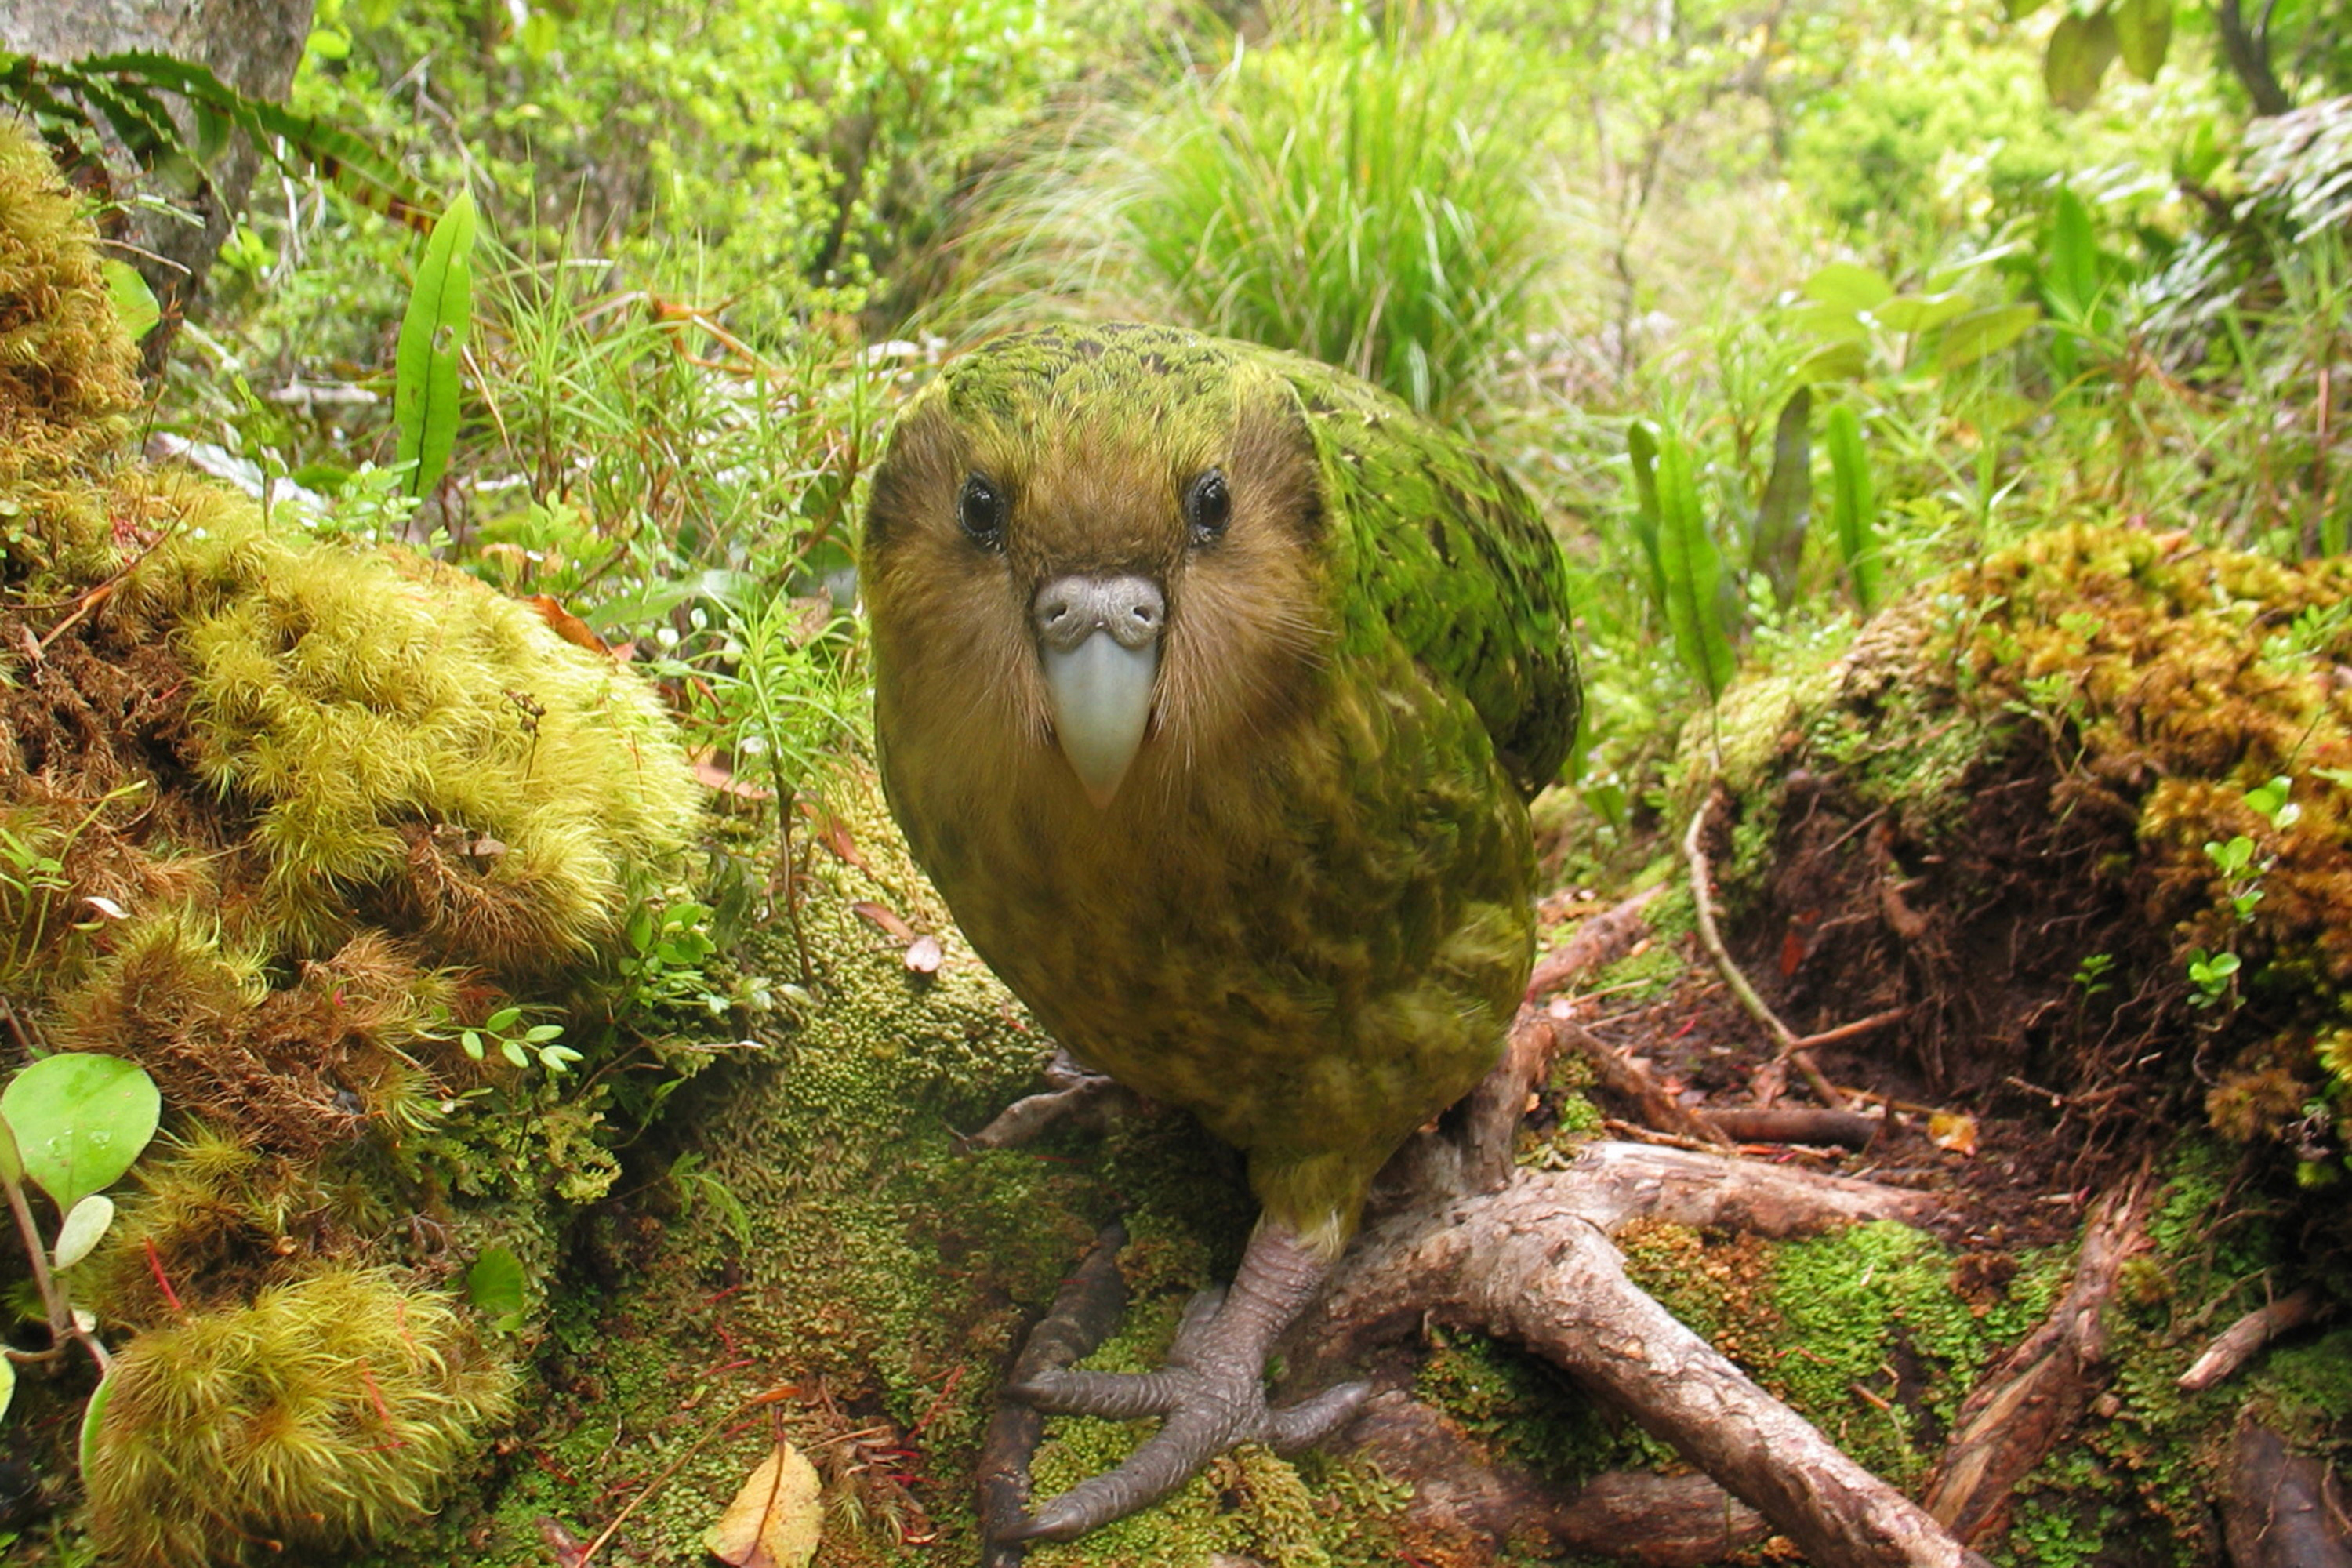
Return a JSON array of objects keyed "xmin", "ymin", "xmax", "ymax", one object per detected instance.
[
  {"xmin": 1788, "ymin": 1007, "xmax": 1911, "ymax": 1054},
  {"xmin": 1682, "ymin": 793, "xmax": 1849, "ymax": 1110},
  {"xmin": 2179, "ymin": 1286, "xmax": 2328, "ymax": 1392}
]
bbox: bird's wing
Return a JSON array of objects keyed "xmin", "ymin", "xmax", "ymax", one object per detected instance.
[{"xmin": 1283, "ymin": 360, "xmax": 1581, "ymax": 798}]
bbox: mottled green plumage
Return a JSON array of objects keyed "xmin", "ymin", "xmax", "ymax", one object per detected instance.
[{"xmin": 862, "ymin": 322, "xmax": 1578, "ymax": 1261}]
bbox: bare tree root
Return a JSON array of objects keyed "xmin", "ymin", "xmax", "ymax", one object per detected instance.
[
  {"xmin": 1922, "ymin": 1162, "xmax": 2156, "ymax": 1542},
  {"xmin": 1705, "ymin": 1106, "xmax": 1882, "ymax": 1149},
  {"xmin": 2180, "ymin": 1285, "xmax": 2329, "ymax": 1392},
  {"xmin": 1308, "ymin": 1147, "xmax": 1984, "ymax": 1568},
  {"xmin": 1526, "ymin": 885, "xmax": 1664, "ymax": 1003},
  {"xmin": 1347, "ymin": 1388, "xmax": 1769, "ymax": 1566},
  {"xmin": 964, "ymin": 1051, "xmax": 1138, "ymax": 1150},
  {"xmin": 1682, "ymin": 792, "xmax": 1849, "ymax": 1110},
  {"xmin": 2224, "ymin": 1419, "xmax": 2352, "ymax": 1568},
  {"xmin": 979, "ymin": 1223, "xmax": 1129, "ymax": 1565}
]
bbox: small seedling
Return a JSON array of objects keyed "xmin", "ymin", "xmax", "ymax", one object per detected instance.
[{"xmin": 0, "ymin": 1054, "xmax": 164, "ymax": 1418}]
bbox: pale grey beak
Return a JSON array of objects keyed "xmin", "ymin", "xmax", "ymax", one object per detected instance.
[{"xmin": 1034, "ymin": 574, "xmax": 1163, "ymax": 808}]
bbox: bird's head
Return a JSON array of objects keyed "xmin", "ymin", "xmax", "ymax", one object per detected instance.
[{"xmin": 861, "ymin": 325, "xmax": 1330, "ymax": 814}]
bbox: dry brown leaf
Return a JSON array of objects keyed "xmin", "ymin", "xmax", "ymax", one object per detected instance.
[
  {"xmin": 850, "ymin": 901, "xmax": 915, "ymax": 942},
  {"xmin": 1929, "ymin": 1111, "xmax": 1980, "ymax": 1155},
  {"xmin": 705, "ymin": 1439, "xmax": 822, "ymax": 1568},
  {"xmin": 525, "ymin": 594, "xmax": 612, "ymax": 655}
]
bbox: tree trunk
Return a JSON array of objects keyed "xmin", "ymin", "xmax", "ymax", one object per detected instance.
[{"xmin": 2, "ymin": 0, "xmax": 320, "ymax": 361}]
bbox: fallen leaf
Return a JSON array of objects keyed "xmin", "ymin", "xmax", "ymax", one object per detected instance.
[
  {"xmin": 1929, "ymin": 1111, "xmax": 1979, "ymax": 1155},
  {"xmin": 82, "ymin": 895, "xmax": 129, "ymax": 920},
  {"xmin": 904, "ymin": 935, "xmax": 942, "ymax": 974},
  {"xmin": 691, "ymin": 754, "xmax": 775, "ymax": 800},
  {"xmin": 808, "ymin": 807, "xmax": 869, "ymax": 872},
  {"xmin": 706, "ymin": 1439, "xmax": 822, "ymax": 1568},
  {"xmin": 850, "ymin": 901, "xmax": 915, "ymax": 942},
  {"xmin": 526, "ymin": 594, "xmax": 612, "ymax": 655}
]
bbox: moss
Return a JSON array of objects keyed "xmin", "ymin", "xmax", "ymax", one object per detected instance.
[{"xmin": 85, "ymin": 1268, "xmax": 517, "ymax": 1567}]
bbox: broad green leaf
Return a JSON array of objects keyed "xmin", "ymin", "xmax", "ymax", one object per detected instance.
[
  {"xmin": 1937, "ymin": 304, "xmax": 2042, "ymax": 371},
  {"xmin": 52, "ymin": 1194, "xmax": 116, "ymax": 1270},
  {"xmin": 1654, "ymin": 434, "xmax": 1734, "ymax": 702},
  {"xmin": 1802, "ymin": 263, "xmax": 1895, "ymax": 312},
  {"xmin": 1783, "ymin": 301, "xmax": 1874, "ymax": 343},
  {"xmin": 1751, "ymin": 387, "xmax": 1813, "ymax": 608},
  {"xmin": 2045, "ymin": 188, "xmax": 2099, "ymax": 323},
  {"xmin": 0, "ymin": 1113, "xmax": 22, "ymax": 1186},
  {"xmin": 1625, "ymin": 422, "xmax": 1669, "ymax": 614},
  {"xmin": 1871, "ymin": 291, "xmax": 1971, "ymax": 334},
  {"xmin": 2045, "ymin": 9, "xmax": 2121, "ymax": 111},
  {"xmin": 101, "ymin": 261, "xmax": 161, "ymax": 342},
  {"xmin": 521, "ymin": 10, "xmax": 561, "ymax": 58},
  {"xmin": 2114, "ymin": 0, "xmax": 2173, "ymax": 81},
  {"xmin": 0, "ymin": 1055, "xmax": 161, "ymax": 1211},
  {"xmin": 394, "ymin": 187, "xmax": 478, "ymax": 503},
  {"xmin": 1825, "ymin": 404, "xmax": 1882, "ymax": 616},
  {"xmin": 468, "ymin": 1246, "xmax": 528, "ymax": 1330},
  {"xmin": 1794, "ymin": 339, "xmax": 1869, "ymax": 383},
  {"xmin": 0, "ymin": 1351, "xmax": 13, "ymax": 1424}
]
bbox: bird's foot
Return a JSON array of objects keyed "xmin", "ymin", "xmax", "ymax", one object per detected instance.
[{"xmin": 993, "ymin": 1224, "xmax": 1368, "ymax": 1544}]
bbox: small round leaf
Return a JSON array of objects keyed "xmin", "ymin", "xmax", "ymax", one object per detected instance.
[
  {"xmin": 1, "ymin": 1055, "xmax": 162, "ymax": 1211},
  {"xmin": 53, "ymin": 1194, "xmax": 118, "ymax": 1271}
]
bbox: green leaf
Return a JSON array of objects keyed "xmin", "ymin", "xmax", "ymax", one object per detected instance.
[
  {"xmin": 1871, "ymin": 291, "xmax": 1972, "ymax": 334},
  {"xmin": 501, "ymin": 1039, "xmax": 529, "ymax": 1069},
  {"xmin": 2114, "ymin": 0, "xmax": 2173, "ymax": 81},
  {"xmin": 2045, "ymin": 188, "xmax": 2100, "ymax": 323},
  {"xmin": 101, "ymin": 261, "xmax": 161, "ymax": 342},
  {"xmin": 1824, "ymin": 404, "xmax": 1882, "ymax": 616},
  {"xmin": 0, "ymin": 1352, "xmax": 13, "ymax": 1424},
  {"xmin": 1625, "ymin": 422, "xmax": 1669, "ymax": 615},
  {"xmin": 0, "ymin": 1056, "xmax": 161, "ymax": 1211},
  {"xmin": 394, "ymin": 187, "xmax": 478, "ymax": 503},
  {"xmin": 1801, "ymin": 263, "xmax": 1895, "ymax": 312},
  {"xmin": 80, "ymin": 1370, "xmax": 111, "ymax": 1476},
  {"xmin": 521, "ymin": 10, "xmax": 561, "ymax": 59},
  {"xmin": 1794, "ymin": 339, "xmax": 1869, "ymax": 383},
  {"xmin": 1937, "ymin": 304, "xmax": 2042, "ymax": 371},
  {"xmin": 2005, "ymin": 0, "xmax": 2053, "ymax": 19},
  {"xmin": 0, "ymin": 1114, "xmax": 23, "ymax": 1187},
  {"xmin": 467, "ymin": 1246, "xmax": 527, "ymax": 1319},
  {"xmin": 484, "ymin": 1006, "xmax": 522, "ymax": 1032},
  {"xmin": 52, "ymin": 1194, "xmax": 116, "ymax": 1270},
  {"xmin": 72, "ymin": 51, "xmax": 428, "ymax": 225},
  {"xmin": 1654, "ymin": 434, "xmax": 1735, "ymax": 702},
  {"xmin": 2045, "ymin": 9, "xmax": 2121, "ymax": 111},
  {"xmin": 1751, "ymin": 387, "xmax": 1813, "ymax": 608}
]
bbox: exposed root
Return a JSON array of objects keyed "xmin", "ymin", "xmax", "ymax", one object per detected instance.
[
  {"xmin": 2223, "ymin": 1419, "xmax": 2352, "ymax": 1568},
  {"xmin": 1345, "ymin": 1388, "xmax": 1769, "ymax": 1566},
  {"xmin": 1683, "ymin": 791, "xmax": 1848, "ymax": 1110},
  {"xmin": 1922, "ymin": 1160, "xmax": 2156, "ymax": 1541},
  {"xmin": 2179, "ymin": 1285, "xmax": 2330, "ymax": 1392},
  {"xmin": 1308, "ymin": 1146, "xmax": 1976, "ymax": 1568},
  {"xmin": 964, "ymin": 1051, "xmax": 1137, "ymax": 1150},
  {"xmin": 1526, "ymin": 884, "xmax": 1663, "ymax": 1003},
  {"xmin": 1704, "ymin": 1106, "xmax": 1883, "ymax": 1150}
]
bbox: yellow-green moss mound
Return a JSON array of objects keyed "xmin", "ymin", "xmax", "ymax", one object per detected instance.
[
  {"xmin": 0, "ymin": 118, "xmax": 703, "ymax": 1565},
  {"xmin": 85, "ymin": 1268, "xmax": 517, "ymax": 1567}
]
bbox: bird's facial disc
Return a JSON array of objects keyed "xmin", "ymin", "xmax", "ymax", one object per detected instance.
[{"xmin": 1033, "ymin": 574, "xmax": 1163, "ymax": 808}]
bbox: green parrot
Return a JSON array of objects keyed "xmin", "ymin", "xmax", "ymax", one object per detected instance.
[{"xmin": 860, "ymin": 322, "xmax": 1580, "ymax": 1541}]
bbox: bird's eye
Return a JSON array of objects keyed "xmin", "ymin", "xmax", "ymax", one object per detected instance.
[
  {"xmin": 959, "ymin": 474, "xmax": 1007, "ymax": 550},
  {"xmin": 1185, "ymin": 469, "xmax": 1230, "ymax": 546}
]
